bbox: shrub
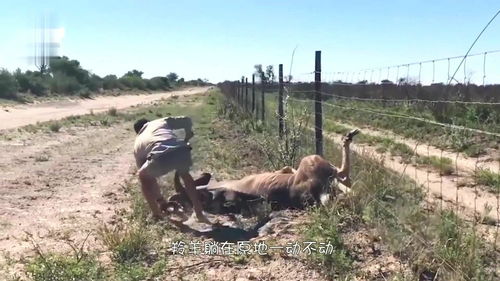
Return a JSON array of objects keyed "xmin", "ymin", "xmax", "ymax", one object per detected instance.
[
  {"xmin": 119, "ymin": 76, "xmax": 146, "ymax": 90},
  {"xmin": 50, "ymin": 72, "xmax": 82, "ymax": 94},
  {"xmin": 49, "ymin": 122, "xmax": 62, "ymax": 132},
  {"xmin": 102, "ymin": 75, "xmax": 121, "ymax": 90},
  {"xmin": 26, "ymin": 254, "xmax": 105, "ymax": 281},
  {"xmin": 98, "ymin": 223, "xmax": 152, "ymax": 264},
  {"xmin": 0, "ymin": 69, "xmax": 18, "ymax": 99},
  {"xmin": 108, "ymin": 107, "xmax": 117, "ymax": 116},
  {"xmin": 146, "ymin": 77, "xmax": 170, "ymax": 90},
  {"xmin": 49, "ymin": 56, "xmax": 90, "ymax": 85},
  {"xmin": 86, "ymin": 74, "xmax": 103, "ymax": 91},
  {"xmin": 14, "ymin": 70, "xmax": 48, "ymax": 96}
]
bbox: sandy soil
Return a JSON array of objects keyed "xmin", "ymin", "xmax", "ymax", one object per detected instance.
[
  {"xmin": 0, "ymin": 88, "xmax": 210, "ymax": 273},
  {"xmin": 0, "ymin": 87, "xmax": 212, "ymax": 130}
]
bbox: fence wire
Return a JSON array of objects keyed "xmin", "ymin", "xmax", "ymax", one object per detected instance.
[{"xmin": 220, "ymin": 51, "xmax": 500, "ymax": 279}]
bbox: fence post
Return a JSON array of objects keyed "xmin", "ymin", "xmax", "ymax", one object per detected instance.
[
  {"xmin": 241, "ymin": 77, "xmax": 245, "ymax": 107},
  {"xmin": 278, "ymin": 64, "xmax": 284, "ymax": 138},
  {"xmin": 235, "ymin": 81, "xmax": 239, "ymax": 103},
  {"xmin": 261, "ymin": 73, "xmax": 265, "ymax": 121},
  {"xmin": 315, "ymin": 51, "xmax": 323, "ymax": 156},
  {"xmin": 252, "ymin": 74, "xmax": 256, "ymax": 116},
  {"xmin": 245, "ymin": 77, "xmax": 249, "ymax": 111},
  {"xmin": 233, "ymin": 81, "xmax": 236, "ymax": 100}
]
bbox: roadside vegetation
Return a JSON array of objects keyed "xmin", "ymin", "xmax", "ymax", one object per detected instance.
[
  {"xmin": 6, "ymin": 89, "xmax": 498, "ymax": 281},
  {"xmin": 0, "ymin": 56, "xmax": 210, "ymax": 103},
  {"xmin": 474, "ymin": 168, "xmax": 500, "ymax": 193},
  {"xmin": 220, "ymin": 90, "xmax": 498, "ymax": 280},
  {"xmin": 324, "ymin": 120, "xmax": 456, "ymax": 175},
  {"xmin": 321, "ymin": 98, "xmax": 499, "ymax": 157},
  {"xmin": 280, "ymin": 87, "xmax": 499, "ymax": 157}
]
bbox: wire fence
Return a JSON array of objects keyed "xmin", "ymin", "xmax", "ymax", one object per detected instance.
[
  {"xmin": 218, "ymin": 49, "xmax": 500, "ymax": 280},
  {"xmin": 321, "ymin": 49, "xmax": 500, "ymax": 86}
]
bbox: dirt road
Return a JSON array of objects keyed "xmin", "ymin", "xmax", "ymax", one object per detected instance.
[
  {"xmin": 0, "ymin": 87, "xmax": 211, "ymax": 130},
  {"xmin": 0, "ymin": 88, "xmax": 210, "ymax": 274}
]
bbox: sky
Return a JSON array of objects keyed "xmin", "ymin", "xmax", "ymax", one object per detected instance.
[{"xmin": 1, "ymin": 0, "xmax": 500, "ymax": 84}]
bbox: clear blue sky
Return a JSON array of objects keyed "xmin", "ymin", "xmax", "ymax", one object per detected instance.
[{"xmin": 1, "ymin": 0, "xmax": 500, "ymax": 84}]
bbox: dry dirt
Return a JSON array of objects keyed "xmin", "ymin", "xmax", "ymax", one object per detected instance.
[
  {"xmin": 0, "ymin": 88, "xmax": 210, "ymax": 272},
  {"xmin": 0, "ymin": 87, "xmax": 212, "ymax": 130}
]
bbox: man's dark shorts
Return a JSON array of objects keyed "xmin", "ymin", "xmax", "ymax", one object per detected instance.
[{"xmin": 139, "ymin": 142, "xmax": 192, "ymax": 177}]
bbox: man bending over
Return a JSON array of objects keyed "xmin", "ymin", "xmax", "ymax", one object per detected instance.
[{"xmin": 133, "ymin": 116, "xmax": 210, "ymax": 223}]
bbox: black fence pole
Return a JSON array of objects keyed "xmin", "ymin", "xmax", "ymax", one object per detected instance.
[
  {"xmin": 261, "ymin": 73, "xmax": 265, "ymax": 121},
  {"xmin": 236, "ymin": 81, "xmax": 239, "ymax": 103},
  {"xmin": 241, "ymin": 77, "xmax": 245, "ymax": 107},
  {"xmin": 252, "ymin": 74, "xmax": 255, "ymax": 116},
  {"xmin": 245, "ymin": 77, "xmax": 249, "ymax": 111},
  {"xmin": 315, "ymin": 51, "xmax": 323, "ymax": 156},
  {"xmin": 278, "ymin": 64, "xmax": 284, "ymax": 138}
]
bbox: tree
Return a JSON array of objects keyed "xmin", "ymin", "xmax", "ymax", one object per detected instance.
[
  {"xmin": 14, "ymin": 69, "xmax": 48, "ymax": 96},
  {"xmin": 102, "ymin": 75, "xmax": 120, "ymax": 90},
  {"xmin": 124, "ymin": 70, "xmax": 143, "ymax": 78},
  {"xmin": 254, "ymin": 64, "xmax": 265, "ymax": 81},
  {"xmin": 266, "ymin": 65, "xmax": 275, "ymax": 84},
  {"xmin": 166, "ymin": 72, "xmax": 178, "ymax": 82},
  {"xmin": 49, "ymin": 56, "xmax": 90, "ymax": 85},
  {"xmin": 0, "ymin": 69, "xmax": 18, "ymax": 99}
]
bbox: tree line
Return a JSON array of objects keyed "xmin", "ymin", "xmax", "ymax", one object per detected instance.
[{"xmin": 0, "ymin": 56, "xmax": 209, "ymax": 101}]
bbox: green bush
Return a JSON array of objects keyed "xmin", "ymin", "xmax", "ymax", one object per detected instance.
[
  {"xmin": 86, "ymin": 74, "xmax": 103, "ymax": 91},
  {"xmin": 50, "ymin": 72, "xmax": 82, "ymax": 94},
  {"xmin": 49, "ymin": 122, "xmax": 62, "ymax": 132},
  {"xmin": 0, "ymin": 69, "xmax": 18, "ymax": 99},
  {"xmin": 14, "ymin": 70, "xmax": 48, "ymax": 96},
  {"xmin": 49, "ymin": 56, "xmax": 90, "ymax": 85},
  {"xmin": 146, "ymin": 76, "xmax": 169, "ymax": 90},
  {"xmin": 102, "ymin": 75, "xmax": 121, "ymax": 90},
  {"xmin": 26, "ymin": 254, "xmax": 106, "ymax": 281},
  {"xmin": 119, "ymin": 76, "xmax": 146, "ymax": 90}
]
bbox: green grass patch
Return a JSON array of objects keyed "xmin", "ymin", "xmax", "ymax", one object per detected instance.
[
  {"xmin": 301, "ymin": 206, "xmax": 353, "ymax": 277},
  {"xmin": 98, "ymin": 223, "xmax": 154, "ymax": 264},
  {"xmin": 417, "ymin": 155, "xmax": 454, "ymax": 175},
  {"xmin": 474, "ymin": 169, "xmax": 500, "ymax": 193},
  {"xmin": 26, "ymin": 253, "xmax": 106, "ymax": 281}
]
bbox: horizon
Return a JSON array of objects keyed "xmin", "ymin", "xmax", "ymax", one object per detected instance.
[{"xmin": 2, "ymin": 0, "xmax": 500, "ymax": 84}]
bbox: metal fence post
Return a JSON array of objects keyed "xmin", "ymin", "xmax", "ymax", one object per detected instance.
[
  {"xmin": 315, "ymin": 51, "xmax": 323, "ymax": 156},
  {"xmin": 245, "ymin": 77, "xmax": 249, "ymax": 111},
  {"xmin": 252, "ymin": 74, "xmax": 256, "ymax": 116},
  {"xmin": 278, "ymin": 64, "xmax": 284, "ymax": 138},
  {"xmin": 261, "ymin": 73, "xmax": 265, "ymax": 121},
  {"xmin": 241, "ymin": 77, "xmax": 245, "ymax": 107}
]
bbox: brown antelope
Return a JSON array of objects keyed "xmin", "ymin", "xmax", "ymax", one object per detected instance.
[{"xmin": 162, "ymin": 129, "xmax": 359, "ymax": 216}]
